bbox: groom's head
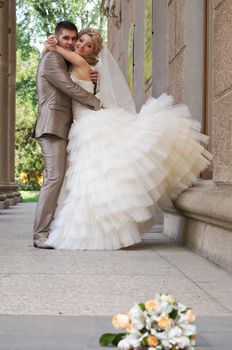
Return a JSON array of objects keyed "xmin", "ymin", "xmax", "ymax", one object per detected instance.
[{"xmin": 55, "ymin": 21, "xmax": 78, "ymax": 51}]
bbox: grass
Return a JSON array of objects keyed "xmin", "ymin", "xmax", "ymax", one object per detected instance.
[{"xmin": 20, "ymin": 191, "xmax": 39, "ymax": 202}]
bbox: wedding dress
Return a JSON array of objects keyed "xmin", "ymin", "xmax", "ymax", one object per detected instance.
[{"xmin": 46, "ymin": 49, "xmax": 212, "ymax": 250}]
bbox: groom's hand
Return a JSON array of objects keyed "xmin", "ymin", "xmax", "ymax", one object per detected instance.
[{"xmin": 89, "ymin": 70, "xmax": 99, "ymax": 84}]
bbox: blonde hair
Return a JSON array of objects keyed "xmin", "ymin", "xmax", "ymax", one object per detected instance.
[{"xmin": 78, "ymin": 27, "xmax": 103, "ymax": 65}]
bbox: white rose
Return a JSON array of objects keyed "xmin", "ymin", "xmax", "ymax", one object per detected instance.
[
  {"xmin": 186, "ymin": 309, "xmax": 196, "ymax": 323},
  {"xmin": 145, "ymin": 300, "xmax": 157, "ymax": 310},
  {"xmin": 177, "ymin": 303, "xmax": 187, "ymax": 313},
  {"xmin": 167, "ymin": 325, "xmax": 182, "ymax": 339},
  {"xmin": 145, "ymin": 316, "xmax": 152, "ymax": 330},
  {"xmin": 132, "ymin": 318, "xmax": 145, "ymax": 330},
  {"xmin": 130, "ymin": 305, "xmax": 145, "ymax": 330},
  {"xmin": 181, "ymin": 324, "xmax": 197, "ymax": 336},
  {"xmin": 161, "ymin": 339, "xmax": 171, "ymax": 348},
  {"xmin": 130, "ymin": 305, "xmax": 144, "ymax": 319},
  {"xmin": 177, "ymin": 313, "xmax": 188, "ymax": 325},
  {"xmin": 112, "ymin": 314, "xmax": 130, "ymax": 330},
  {"xmin": 166, "ymin": 294, "xmax": 176, "ymax": 303},
  {"xmin": 129, "ymin": 327, "xmax": 141, "ymax": 338},
  {"xmin": 177, "ymin": 336, "xmax": 190, "ymax": 348},
  {"xmin": 118, "ymin": 338, "xmax": 131, "ymax": 350},
  {"xmin": 155, "ymin": 300, "xmax": 172, "ymax": 315},
  {"xmin": 118, "ymin": 334, "xmax": 141, "ymax": 349},
  {"xmin": 128, "ymin": 334, "xmax": 142, "ymax": 348}
]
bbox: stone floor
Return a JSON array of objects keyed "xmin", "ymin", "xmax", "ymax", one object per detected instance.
[{"xmin": 0, "ymin": 202, "xmax": 232, "ymax": 349}]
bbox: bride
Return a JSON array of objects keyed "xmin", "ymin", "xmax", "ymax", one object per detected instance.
[{"xmin": 44, "ymin": 28, "xmax": 211, "ymax": 250}]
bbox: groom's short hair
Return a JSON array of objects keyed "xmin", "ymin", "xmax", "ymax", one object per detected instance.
[{"xmin": 55, "ymin": 21, "xmax": 78, "ymax": 35}]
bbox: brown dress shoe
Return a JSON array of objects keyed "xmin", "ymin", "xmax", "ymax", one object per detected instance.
[{"xmin": 33, "ymin": 237, "xmax": 54, "ymax": 249}]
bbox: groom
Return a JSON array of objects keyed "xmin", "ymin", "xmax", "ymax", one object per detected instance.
[{"xmin": 33, "ymin": 21, "xmax": 101, "ymax": 248}]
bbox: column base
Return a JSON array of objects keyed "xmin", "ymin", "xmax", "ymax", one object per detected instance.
[
  {"xmin": 0, "ymin": 193, "xmax": 10, "ymax": 209},
  {"xmin": 163, "ymin": 180, "xmax": 232, "ymax": 271},
  {"xmin": 0, "ymin": 183, "xmax": 21, "ymax": 208}
]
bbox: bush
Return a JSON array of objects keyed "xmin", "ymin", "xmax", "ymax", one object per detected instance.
[{"xmin": 17, "ymin": 171, "xmax": 43, "ymax": 191}]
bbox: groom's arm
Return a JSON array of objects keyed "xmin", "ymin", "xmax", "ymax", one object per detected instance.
[{"xmin": 43, "ymin": 52, "xmax": 101, "ymax": 111}]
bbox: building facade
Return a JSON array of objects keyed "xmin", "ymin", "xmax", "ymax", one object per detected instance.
[
  {"xmin": 0, "ymin": 0, "xmax": 20, "ymax": 208},
  {"xmin": 105, "ymin": 0, "xmax": 232, "ymax": 270}
]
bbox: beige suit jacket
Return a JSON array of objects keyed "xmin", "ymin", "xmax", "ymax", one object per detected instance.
[{"xmin": 33, "ymin": 51, "xmax": 101, "ymax": 140}]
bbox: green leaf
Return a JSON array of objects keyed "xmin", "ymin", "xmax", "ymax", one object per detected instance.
[
  {"xmin": 140, "ymin": 327, "xmax": 148, "ymax": 334},
  {"xmin": 99, "ymin": 333, "xmax": 126, "ymax": 347},
  {"xmin": 139, "ymin": 303, "xmax": 145, "ymax": 311},
  {"xmin": 99, "ymin": 333, "xmax": 116, "ymax": 346},
  {"xmin": 141, "ymin": 336, "xmax": 148, "ymax": 346},
  {"xmin": 112, "ymin": 333, "xmax": 127, "ymax": 346},
  {"xmin": 169, "ymin": 309, "xmax": 178, "ymax": 320}
]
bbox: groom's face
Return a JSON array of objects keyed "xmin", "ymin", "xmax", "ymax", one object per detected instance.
[{"xmin": 56, "ymin": 29, "xmax": 77, "ymax": 51}]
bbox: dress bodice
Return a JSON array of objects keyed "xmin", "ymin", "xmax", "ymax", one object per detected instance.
[{"xmin": 70, "ymin": 72, "xmax": 94, "ymax": 121}]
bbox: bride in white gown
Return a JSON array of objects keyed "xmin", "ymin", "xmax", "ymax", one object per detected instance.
[{"xmin": 45, "ymin": 28, "xmax": 212, "ymax": 250}]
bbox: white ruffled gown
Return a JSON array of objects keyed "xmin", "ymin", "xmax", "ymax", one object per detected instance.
[{"xmin": 46, "ymin": 73, "xmax": 212, "ymax": 250}]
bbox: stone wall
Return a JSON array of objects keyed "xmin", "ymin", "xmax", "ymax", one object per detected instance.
[
  {"xmin": 164, "ymin": 0, "xmax": 232, "ymax": 271},
  {"xmin": 106, "ymin": 0, "xmax": 232, "ymax": 270}
]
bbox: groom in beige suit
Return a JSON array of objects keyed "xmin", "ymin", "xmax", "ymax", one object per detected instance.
[{"xmin": 33, "ymin": 21, "xmax": 101, "ymax": 248}]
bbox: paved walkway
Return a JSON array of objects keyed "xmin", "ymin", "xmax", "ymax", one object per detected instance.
[{"xmin": 0, "ymin": 203, "xmax": 232, "ymax": 349}]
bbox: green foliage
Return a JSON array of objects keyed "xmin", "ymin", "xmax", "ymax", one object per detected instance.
[
  {"xmin": 139, "ymin": 303, "xmax": 146, "ymax": 311},
  {"xmin": 141, "ymin": 336, "xmax": 148, "ymax": 346},
  {"xmin": 17, "ymin": 0, "xmax": 106, "ymax": 56},
  {"xmin": 15, "ymin": 0, "xmax": 106, "ymax": 189},
  {"xmin": 15, "ymin": 48, "xmax": 44, "ymax": 187},
  {"xmin": 99, "ymin": 333, "xmax": 126, "ymax": 347},
  {"xmin": 169, "ymin": 308, "xmax": 178, "ymax": 320}
]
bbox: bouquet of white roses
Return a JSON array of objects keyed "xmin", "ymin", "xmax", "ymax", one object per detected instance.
[{"xmin": 99, "ymin": 293, "xmax": 197, "ymax": 350}]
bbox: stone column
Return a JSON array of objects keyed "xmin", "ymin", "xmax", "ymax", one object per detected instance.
[
  {"xmin": 211, "ymin": 0, "xmax": 232, "ymax": 183},
  {"xmin": 167, "ymin": 0, "xmax": 185, "ymax": 103},
  {"xmin": 152, "ymin": 0, "xmax": 169, "ymax": 98},
  {"xmin": 7, "ymin": 0, "xmax": 19, "ymax": 204},
  {"xmin": 107, "ymin": 0, "xmax": 123, "ymax": 64},
  {"xmin": 121, "ymin": 0, "xmax": 132, "ymax": 75},
  {"xmin": 134, "ymin": 0, "xmax": 145, "ymax": 111},
  {"xmin": 0, "ymin": 0, "xmax": 10, "ymax": 208},
  {"xmin": 8, "ymin": 0, "xmax": 16, "ymax": 182},
  {"xmin": 183, "ymin": 0, "xmax": 205, "ymax": 123}
]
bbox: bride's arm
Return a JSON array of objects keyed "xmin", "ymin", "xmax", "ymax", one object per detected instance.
[
  {"xmin": 49, "ymin": 45, "xmax": 86, "ymax": 68},
  {"xmin": 43, "ymin": 35, "xmax": 86, "ymax": 67}
]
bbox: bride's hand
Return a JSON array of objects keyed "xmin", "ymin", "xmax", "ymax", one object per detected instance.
[
  {"xmin": 46, "ymin": 35, "xmax": 57, "ymax": 47},
  {"xmin": 42, "ymin": 35, "xmax": 57, "ymax": 54}
]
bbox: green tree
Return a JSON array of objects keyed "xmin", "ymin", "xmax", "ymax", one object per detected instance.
[
  {"xmin": 17, "ymin": 0, "xmax": 106, "ymax": 56},
  {"xmin": 16, "ymin": 0, "xmax": 106, "ymax": 189},
  {"xmin": 16, "ymin": 49, "xmax": 43, "ymax": 189}
]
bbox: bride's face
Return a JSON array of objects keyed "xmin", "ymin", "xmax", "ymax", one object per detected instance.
[{"xmin": 74, "ymin": 34, "xmax": 94, "ymax": 57}]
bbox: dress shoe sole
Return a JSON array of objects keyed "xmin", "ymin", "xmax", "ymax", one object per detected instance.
[{"xmin": 33, "ymin": 240, "xmax": 54, "ymax": 249}]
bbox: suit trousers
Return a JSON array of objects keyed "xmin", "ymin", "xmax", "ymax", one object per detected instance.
[{"xmin": 33, "ymin": 134, "xmax": 67, "ymax": 240}]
